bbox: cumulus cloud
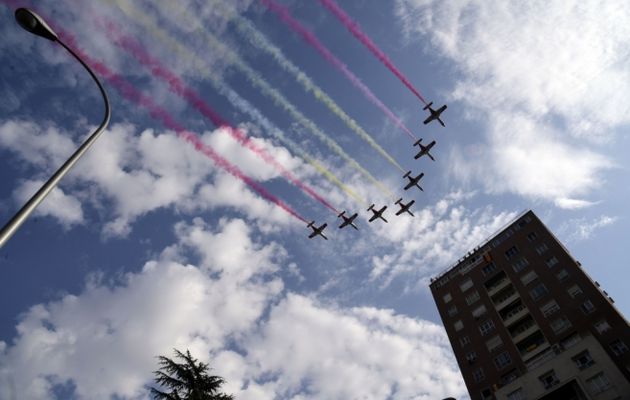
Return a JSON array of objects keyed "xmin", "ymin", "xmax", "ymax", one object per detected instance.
[
  {"xmin": 0, "ymin": 120, "xmax": 303, "ymax": 236},
  {"xmin": 0, "ymin": 219, "xmax": 465, "ymax": 400},
  {"xmin": 12, "ymin": 179, "xmax": 84, "ymax": 228},
  {"xmin": 395, "ymin": 0, "xmax": 628, "ymax": 205}
]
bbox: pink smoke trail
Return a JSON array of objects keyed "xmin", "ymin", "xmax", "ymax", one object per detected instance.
[
  {"xmin": 260, "ymin": 0, "xmax": 416, "ymax": 140},
  {"xmin": 52, "ymin": 26, "xmax": 308, "ymax": 223},
  {"xmin": 99, "ymin": 18, "xmax": 338, "ymax": 214},
  {"xmin": 318, "ymin": 0, "xmax": 428, "ymax": 105}
]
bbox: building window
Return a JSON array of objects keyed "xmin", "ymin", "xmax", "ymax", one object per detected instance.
[
  {"xmin": 527, "ymin": 231, "xmax": 537, "ymax": 242},
  {"xmin": 538, "ymin": 370, "xmax": 560, "ymax": 390},
  {"xmin": 512, "ymin": 258, "xmax": 529, "ymax": 273},
  {"xmin": 494, "ymin": 351, "xmax": 512, "ymax": 370},
  {"xmin": 550, "ymin": 316, "xmax": 572, "ymax": 334},
  {"xmin": 560, "ymin": 333, "xmax": 581, "ymax": 349},
  {"xmin": 580, "ymin": 300, "xmax": 595, "ymax": 314},
  {"xmin": 472, "ymin": 368, "xmax": 485, "ymax": 383},
  {"xmin": 482, "ymin": 262, "xmax": 497, "ymax": 276},
  {"xmin": 443, "ymin": 292, "xmax": 452, "ymax": 303},
  {"xmin": 465, "ymin": 290, "xmax": 480, "ymax": 305},
  {"xmin": 505, "ymin": 246, "xmax": 519, "ymax": 260},
  {"xmin": 472, "ymin": 304, "xmax": 487, "ymax": 319},
  {"xmin": 466, "ymin": 351, "xmax": 478, "ymax": 364},
  {"xmin": 447, "ymin": 305, "xmax": 458, "ymax": 317},
  {"xmin": 486, "ymin": 335, "xmax": 503, "ymax": 352},
  {"xmin": 520, "ymin": 271, "xmax": 538, "ymax": 285},
  {"xmin": 460, "ymin": 278, "xmax": 474, "ymax": 292},
  {"xmin": 586, "ymin": 372, "xmax": 611, "ymax": 395},
  {"xmin": 568, "ymin": 285, "xmax": 583, "ymax": 298},
  {"xmin": 507, "ymin": 388, "xmax": 526, "ymax": 400},
  {"xmin": 536, "ymin": 243, "xmax": 549, "ymax": 255},
  {"xmin": 545, "ymin": 256, "xmax": 558, "ymax": 268},
  {"xmin": 540, "ymin": 300, "xmax": 560, "ymax": 318},
  {"xmin": 572, "ymin": 350, "xmax": 595, "ymax": 370},
  {"xmin": 479, "ymin": 319, "xmax": 495, "ymax": 336},
  {"xmin": 594, "ymin": 319, "xmax": 611, "ymax": 334},
  {"xmin": 530, "ymin": 283, "xmax": 548, "ymax": 301},
  {"xmin": 480, "ymin": 388, "xmax": 493, "ymax": 400},
  {"xmin": 501, "ymin": 369, "xmax": 520, "ymax": 385},
  {"xmin": 556, "ymin": 269, "xmax": 569, "ymax": 282},
  {"xmin": 610, "ymin": 339, "xmax": 629, "ymax": 356},
  {"xmin": 454, "ymin": 320, "xmax": 464, "ymax": 332}
]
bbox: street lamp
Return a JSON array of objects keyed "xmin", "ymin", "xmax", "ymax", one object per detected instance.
[{"xmin": 0, "ymin": 8, "xmax": 111, "ymax": 248}]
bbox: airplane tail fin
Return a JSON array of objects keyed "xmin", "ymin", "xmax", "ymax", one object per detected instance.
[
  {"xmin": 395, "ymin": 198, "xmax": 402, "ymax": 204},
  {"xmin": 307, "ymin": 221, "xmax": 314, "ymax": 228},
  {"xmin": 367, "ymin": 204, "xmax": 375, "ymax": 211},
  {"xmin": 413, "ymin": 138, "xmax": 422, "ymax": 146},
  {"xmin": 337, "ymin": 211, "xmax": 345, "ymax": 218},
  {"xmin": 403, "ymin": 171, "xmax": 411, "ymax": 179},
  {"xmin": 422, "ymin": 101, "xmax": 433, "ymax": 111}
]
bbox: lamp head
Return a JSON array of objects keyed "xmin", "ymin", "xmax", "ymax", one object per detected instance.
[{"xmin": 15, "ymin": 8, "xmax": 58, "ymax": 42}]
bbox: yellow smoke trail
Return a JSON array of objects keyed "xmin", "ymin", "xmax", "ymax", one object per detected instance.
[
  {"xmin": 230, "ymin": 11, "xmax": 405, "ymax": 173},
  {"xmin": 116, "ymin": 0, "xmax": 394, "ymax": 198},
  {"xmin": 105, "ymin": 0, "xmax": 367, "ymax": 205}
]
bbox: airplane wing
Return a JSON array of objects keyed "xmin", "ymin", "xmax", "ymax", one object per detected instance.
[
  {"xmin": 422, "ymin": 115, "xmax": 432, "ymax": 125},
  {"xmin": 427, "ymin": 140, "xmax": 436, "ymax": 149},
  {"xmin": 369, "ymin": 214, "xmax": 377, "ymax": 222},
  {"xmin": 404, "ymin": 181, "xmax": 414, "ymax": 190},
  {"xmin": 396, "ymin": 209, "xmax": 404, "ymax": 216},
  {"xmin": 437, "ymin": 105, "xmax": 447, "ymax": 113},
  {"xmin": 339, "ymin": 220, "xmax": 349, "ymax": 228},
  {"xmin": 308, "ymin": 231, "xmax": 317, "ymax": 239},
  {"xmin": 428, "ymin": 153, "xmax": 435, "ymax": 161}
]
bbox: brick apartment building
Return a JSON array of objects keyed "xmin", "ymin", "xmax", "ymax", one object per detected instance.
[{"xmin": 430, "ymin": 210, "xmax": 630, "ymax": 400}]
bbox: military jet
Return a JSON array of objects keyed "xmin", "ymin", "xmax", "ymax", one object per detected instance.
[
  {"xmin": 413, "ymin": 138, "xmax": 436, "ymax": 161},
  {"xmin": 307, "ymin": 221, "xmax": 328, "ymax": 240},
  {"xmin": 422, "ymin": 102, "xmax": 447, "ymax": 127},
  {"xmin": 394, "ymin": 198, "xmax": 415, "ymax": 217},
  {"xmin": 367, "ymin": 204, "xmax": 388, "ymax": 223},
  {"xmin": 403, "ymin": 171, "xmax": 425, "ymax": 191},
  {"xmin": 337, "ymin": 211, "xmax": 358, "ymax": 230}
]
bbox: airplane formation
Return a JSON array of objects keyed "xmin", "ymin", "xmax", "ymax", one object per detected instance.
[{"xmin": 307, "ymin": 102, "xmax": 447, "ymax": 240}]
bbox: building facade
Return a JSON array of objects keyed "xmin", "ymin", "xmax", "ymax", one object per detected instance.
[{"xmin": 429, "ymin": 210, "xmax": 630, "ymax": 400}]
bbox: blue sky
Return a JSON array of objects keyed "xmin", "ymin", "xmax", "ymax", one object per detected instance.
[{"xmin": 0, "ymin": 0, "xmax": 629, "ymax": 399}]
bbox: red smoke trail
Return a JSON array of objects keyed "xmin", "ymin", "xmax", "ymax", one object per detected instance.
[
  {"xmin": 99, "ymin": 18, "xmax": 338, "ymax": 214},
  {"xmin": 260, "ymin": 0, "xmax": 416, "ymax": 140},
  {"xmin": 54, "ymin": 27, "xmax": 308, "ymax": 223},
  {"xmin": 319, "ymin": 0, "xmax": 428, "ymax": 105}
]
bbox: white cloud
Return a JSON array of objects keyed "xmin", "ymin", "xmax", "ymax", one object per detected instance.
[
  {"xmin": 366, "ymin": 191, "xmax": 517, "ymax": 289},
  {"xmin": 559, "ymin": 214, "xmax": 618, "ymax": 242},
  {"xmin": 396, "ymin": 0, "xmax": 628, "ymax": 205},
  {"xmin": 0, "ymin": 120, "xmax": 301, "ymax": 236},
  {"xmin": 0, "ymin": 219, "xmax": 465, "ymax": 400},
  {"xmin": 554, "ymin": 197, "xmax": 598, "ymax": 210},
  {"xmin": 12, "ymin": 179, "xmax": 84, "ymax": 228}
]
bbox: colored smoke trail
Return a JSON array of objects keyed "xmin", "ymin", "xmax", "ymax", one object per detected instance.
[
  {"xmin": 210, "ymin": 3, "xmax": 404, "ymax": 173},
  {"xmin": 109, "ymin": 0, "xmax": 394, "ymax": 198},
  {"xmin": 212, "ymin": 77, "xmax": 367, "ymax": 206},
  {"xmin": 100, "ymin": 19, "xmax": 338, "ymax": 214},
  {"xmin": 318, "ymin": 0, "xmax": 428, "ymax": 105},
  {"xmin": 55, "ymin": 27, "xmax": 307, "ymax": 224},
  {"xmin": 260, "ymin": 0, "xmax": 417, "ymax": 140}
]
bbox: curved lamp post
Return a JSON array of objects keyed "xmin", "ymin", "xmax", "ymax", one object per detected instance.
[{"xmin": 0, "ymin": 8, "xmax": 111, "ymax": 248}]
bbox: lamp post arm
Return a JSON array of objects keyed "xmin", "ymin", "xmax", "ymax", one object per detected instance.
[{"xmin": 0, "ymin": 38, "xmax": 111, "ymax": 249}]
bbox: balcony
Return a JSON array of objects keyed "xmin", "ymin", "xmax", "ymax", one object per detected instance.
[
  {"xmin": 521, "ymin": 342, "xmax": 550, "ymax": 362},
  {"xmin": 494, "ymin": 292, "xmax": 520, "ymax": 311},
  {"xmin": 525, "ymin": 347, "xmax": 555, "ymax": 371},
  {"xmin": 512, "ymin": 323, "xmax": 540, "ymax": 344},
  {"xmin": 486, "ymin": 277, "xmax": 511, "ymax": 296},
  {"xmin": 503, "ymin": 305, "xmax": 529, "ymax": 327}
]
